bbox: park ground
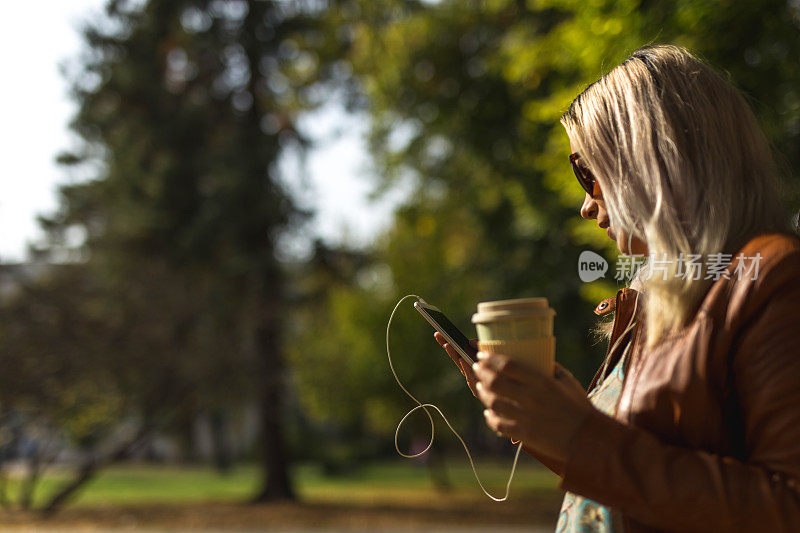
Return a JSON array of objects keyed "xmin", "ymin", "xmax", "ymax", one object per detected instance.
[{"xmin": 0, "ymin": 459, "xmax": 562, "ymax": 532}]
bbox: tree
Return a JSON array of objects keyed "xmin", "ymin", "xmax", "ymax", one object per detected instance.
[
  {"xmin": 39, "ymin": 0, "xmax": 349, "ymax": 506},
  {"xmin": 0, "ymin": 265, "xmax": 146, "ymax": 512}
]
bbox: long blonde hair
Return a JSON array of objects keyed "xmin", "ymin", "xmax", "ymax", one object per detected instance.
[{"xmin": 561, "ymin": 44, "xmax": 789, "ymax": 348}]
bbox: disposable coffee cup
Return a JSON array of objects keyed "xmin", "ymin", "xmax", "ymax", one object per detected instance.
[{"xmin": 471, "ymin": 298, "xmax": 556, "ymax": 374}]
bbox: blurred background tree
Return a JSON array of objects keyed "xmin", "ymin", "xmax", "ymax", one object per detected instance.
[
  {"xmin": 0, "ymin": 0, "xmax": 797, "ymax": 520},
  {"xmin": 30, "ymin": 0, "xmax": 349, "ymax": 507}
]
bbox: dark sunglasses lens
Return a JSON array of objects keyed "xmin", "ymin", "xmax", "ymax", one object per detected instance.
[{"xmin": 571, "ymin": 161, "xmax": 594, "ymax": 195}]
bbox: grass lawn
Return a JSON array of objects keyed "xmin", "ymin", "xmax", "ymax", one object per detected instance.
[
  {"xmin": 7, "ymin": 456, "xmax": 561, "ymax": 508},
  {"xmin": 0, "ymin": 459, "xmax": 564, "ymax": 530}
]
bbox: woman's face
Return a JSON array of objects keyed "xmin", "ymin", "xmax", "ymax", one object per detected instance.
[{"xmin": 571, "ymin": 142, "xmax": 648, "ymax": 256}]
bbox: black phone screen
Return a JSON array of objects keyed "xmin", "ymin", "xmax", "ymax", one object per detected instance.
[{"xmin": 421, "ymin": 306, "xmax": 476, "ymax": 357}]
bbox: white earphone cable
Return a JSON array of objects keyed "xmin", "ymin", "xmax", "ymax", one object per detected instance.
[{"xmin": 386, "ymin": 295, "xmax": 523, "ymax": 502}]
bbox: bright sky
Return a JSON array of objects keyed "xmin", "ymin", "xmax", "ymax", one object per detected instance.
[{"xmin": 0, "ymin": 1, "xmax": 399, "ymax": 263}]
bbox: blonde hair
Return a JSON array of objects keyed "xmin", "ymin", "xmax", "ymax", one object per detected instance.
[{"xmin": 561, "ymin": 44, "xmax": 789, "ymax": 348}]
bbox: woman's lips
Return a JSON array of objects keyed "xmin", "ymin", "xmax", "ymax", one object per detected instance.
[{"xmin": 606, "ymin": 227, "xmax": 615, "ymax": 240}]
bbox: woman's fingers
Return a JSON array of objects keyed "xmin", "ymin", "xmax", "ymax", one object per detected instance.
[
  {"xmin": 435, "ymin": 332, "xmax": 463, "ymax": 369},
  {"xmin": 475, "ymin": 382, "xmax": 522, "ymax": 415},
  {"xmin": 483, "ymin": 408, "xmax": 523, "ymax": 441},
  {"xmin": 472, "ymin": 353, "xmax": 595, "ymax": 463},
  {"xmin": 475, "ymin": 354, "xmax": 585, "ymax": 400},
  {"xmin": 445, "ymin": 344, "xmax": 467, "ymax": 372},
  {"xmin": 459, "ymin": 360, "xmax": 479, "ymax": 397},
  {"xmin": 434, "ymin": 332, "xmax": 479, "ymax": 397},
  {"xmin": 473, "ymin": 364, "xmax": 533, "ymax": 408},
  {"xmin": 434, "ymin": 331, "xmax": 446, "ymax": 346},
  {"xmin": 475, "ymin": 352, "xmax": 549, "ymax": 388}
]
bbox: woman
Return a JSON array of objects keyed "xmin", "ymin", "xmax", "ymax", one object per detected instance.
[{"xmin": 435, "ymin": 44, "xmax": 800, "ymax": 532}]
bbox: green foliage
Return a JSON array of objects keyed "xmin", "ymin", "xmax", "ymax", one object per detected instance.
[{"xmin": 288, "ymin": 0, "xmax": 800, "ymax": 455}]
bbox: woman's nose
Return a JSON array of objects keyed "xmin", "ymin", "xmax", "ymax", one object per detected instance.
[{"xmin": 580, "ymin": 193, "xmax": 598, "ymax": 220}]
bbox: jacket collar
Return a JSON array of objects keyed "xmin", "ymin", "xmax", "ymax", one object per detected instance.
[
  {"xmin": 594, "ymin": 295, "xmax": 617, "ymax": 316},
  {"xmin": 588, "ymin": 287, "xmax": 642, "ymax": 392},
  {"xmin": 594, "ymin": 287, "xmax": 640, "ymax": 318}
]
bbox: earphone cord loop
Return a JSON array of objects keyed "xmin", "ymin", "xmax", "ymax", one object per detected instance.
[{"xmin": 386, "ymin": 295, "xmax": 523, "ymax": 502}]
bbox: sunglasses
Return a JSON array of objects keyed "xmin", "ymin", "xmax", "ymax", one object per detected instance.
[{"xmin": 570, "ymin": 152, "xmax": 597, "ymax": 196}]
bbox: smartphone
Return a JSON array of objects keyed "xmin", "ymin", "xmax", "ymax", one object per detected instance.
[{"xmin": 414, "ymin": 300, "xmax": 477, "ymax": 365}]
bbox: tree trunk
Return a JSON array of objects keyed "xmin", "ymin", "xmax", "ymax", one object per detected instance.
[
  {"xmin": 40, "ymin": 425, "xmax": 151, "ymax": 515},
  {"xmin": 242, "ymin": 0, "xmax": 295, "ymax": 503},
  {"xmin": 0, "ymin": 462, "xmax": 9, "ymax": 509},
  {"xmin": 41, "ymin": 456, "xmax": 97, "ymax": 516},
  {"xmin": 250, "ymin": 293, "xmax": 295, "ymax": 502},
  {"xmin": 210, "ymin": 409, "xmax": 233, "ymax": 474},
  {"xmin": 19, "ymin": 447, "xmax": 42, "ymax": 510}
]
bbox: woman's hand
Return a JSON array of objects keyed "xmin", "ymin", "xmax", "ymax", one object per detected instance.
[
  {"xmin": 472, "ymin": 351, "xmax": 593, "ymax": 465},
  {"xmin": 434, "ymin": 332, "xmax": 479, "ymax": 398}
]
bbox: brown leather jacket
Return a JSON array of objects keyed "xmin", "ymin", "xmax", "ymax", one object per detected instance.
[{"xmin": 532, "ymin": 232, "xmax": 800, "ymax": 532}]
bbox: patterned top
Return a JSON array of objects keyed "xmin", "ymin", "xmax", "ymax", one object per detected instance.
[{"xmin": 555, "ymin": 349, "xmax": 629, "ymax": 533}]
